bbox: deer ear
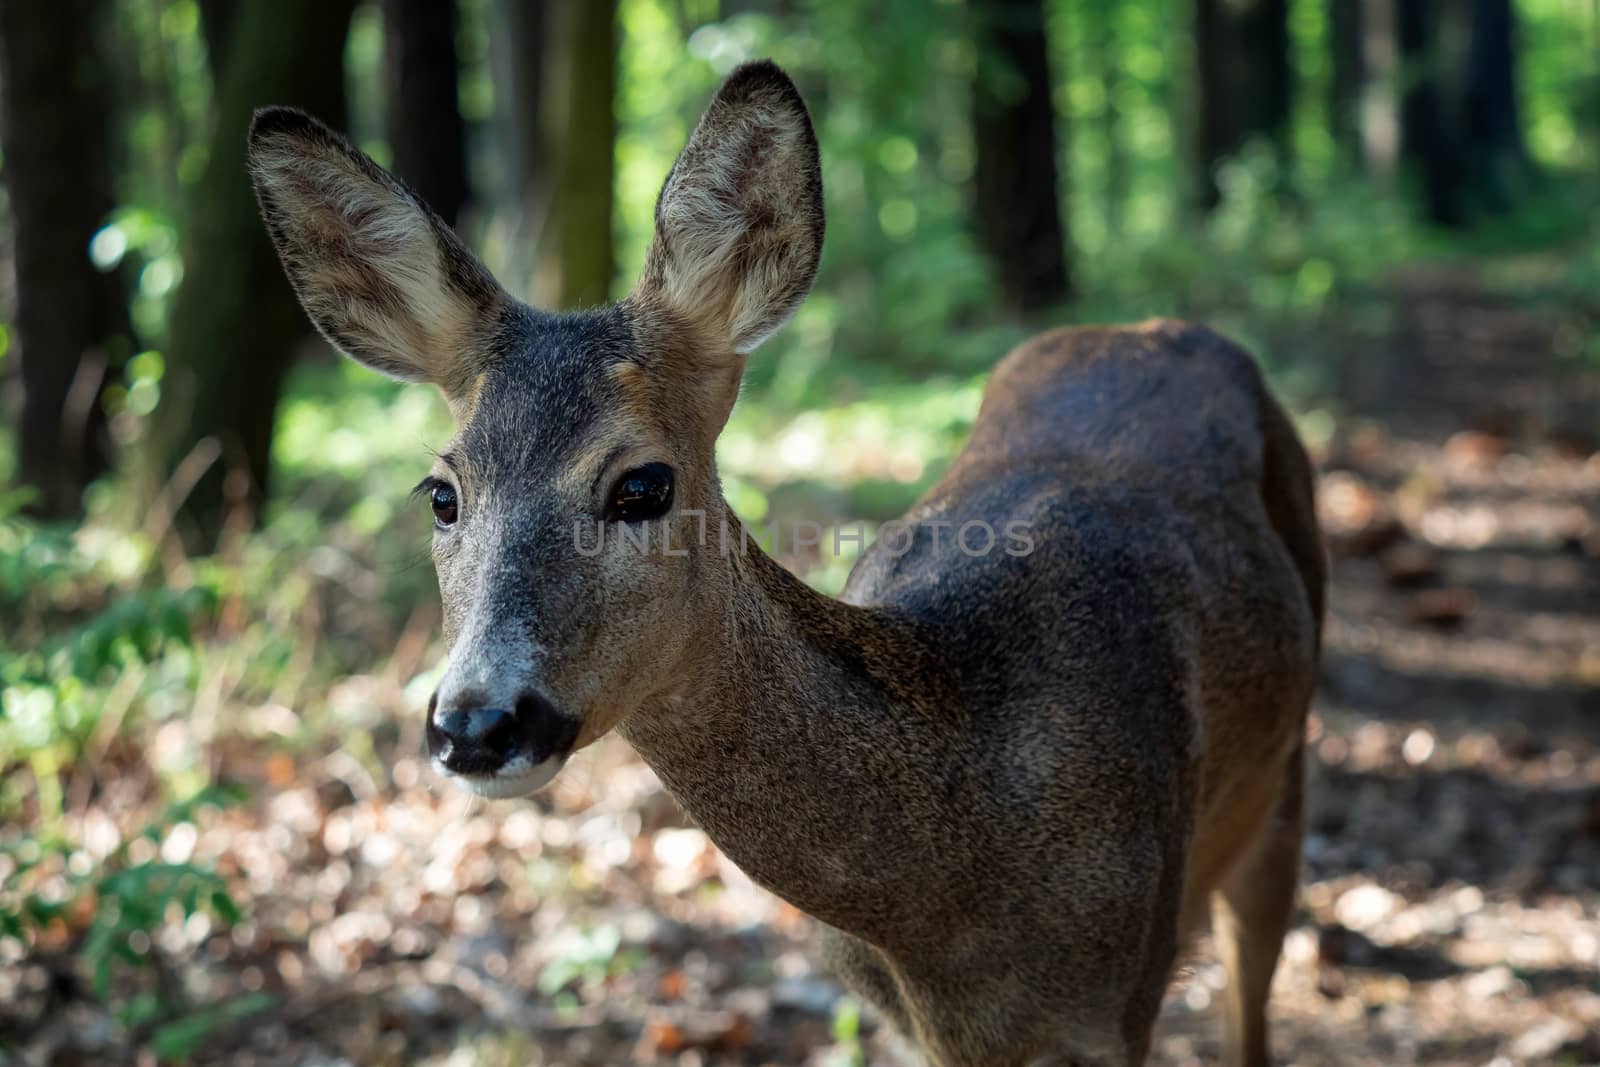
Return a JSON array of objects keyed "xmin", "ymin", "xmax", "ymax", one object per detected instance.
[
  {"xmin": 248, "ymin": 107, "xmax": 513, "ymax": 400},
  {"xmin": 633, "ymin": 61, "xmax": 824, "ymax": 354}
]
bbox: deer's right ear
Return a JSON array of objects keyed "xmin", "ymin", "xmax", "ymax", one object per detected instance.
[{"xmin": 248, "ymin": 107, "xmax": 512, "ymax": 402}]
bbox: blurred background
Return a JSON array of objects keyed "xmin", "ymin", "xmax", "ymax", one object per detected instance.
[{"xmin": 1, "ymin": 0, "xmax": 1597, "ymax": 1064}]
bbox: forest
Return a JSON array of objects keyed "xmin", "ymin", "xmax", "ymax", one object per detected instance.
[{"xmin": 1, "ymin": 0, "xmax": 1597, "ymax": 1064}]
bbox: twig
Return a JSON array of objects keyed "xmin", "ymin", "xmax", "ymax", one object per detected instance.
[
  {"xmin": 141, "ymin": 436, "xmax": 223, "ymax": 589},
  {"xmin": 64, "ymin": 662, "xmax": 145, "ymax": 816}
]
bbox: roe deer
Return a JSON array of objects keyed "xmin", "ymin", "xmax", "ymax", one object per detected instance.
[{"xmin": 249, "ymin": 60, "xmax": 1323, "ymax": 1067}]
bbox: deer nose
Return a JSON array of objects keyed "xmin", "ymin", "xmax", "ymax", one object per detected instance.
[
  {"xmin": 425, "ymin": 690, "xmax": 577, "ymax": 778},
  {"xmin": 427, "ymin": 702, "xmax": 520, "ymax": 775}
]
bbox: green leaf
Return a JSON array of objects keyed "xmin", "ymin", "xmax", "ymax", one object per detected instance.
[
  {"xmin": 149, "ymin": 993, "xmax": 274, "ymax": 1063},
  {"xmin": 208, "ymin": 889, "xmax": 241, "ymax": 925}
]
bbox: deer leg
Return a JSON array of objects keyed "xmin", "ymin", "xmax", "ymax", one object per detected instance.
[{"xmin": 1210, "ymin": 740, "xmax": 1304, "ymax": 1067}]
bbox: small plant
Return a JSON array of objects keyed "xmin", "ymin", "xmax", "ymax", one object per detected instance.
[
  {"xmin": 0, "ymin": 787, "xmax": 264, "ymax": 1063},
  {"xmin": 535, "ymin": 921, "xmax": 647, "ymax": 1016},
  {"xmin": 827, "ymin": 996, "xmax": 866, "ymax": 1067}
]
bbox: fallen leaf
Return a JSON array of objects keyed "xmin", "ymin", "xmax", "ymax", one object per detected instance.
[
  {"xmin": 1382, "ymin": 542, "xmax": 1440, "ymax": 587},
  {"xmin": 1445, "ymin": 430, "xmax": 1509, "ymax": 467},
  {"xmin": 1406, "ymin": 588, "xmax": 1474, "ymax": 628}
]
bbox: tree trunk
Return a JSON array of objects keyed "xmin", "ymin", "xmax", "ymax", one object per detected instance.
[
  {"xmin": 1396, "ymin": 0, "xmax": 1465, "ymax": 225},
  {"xmin": 492, "ymin": 0, "xmax": 615, "ymax": 310},
  {"xmin": 1328, "ymin": 0, "xmax": 1365, "ymax": 169},
  {"xmin": 1461, "ymin": 0, "xmax": 1527, "ymax": 212},
  {"xmin": 159, "ymin": 0, "xmax": 357, "ymax": 547},
  {"xmin": 382, "ymin": 0, "xmax": 469, "ymax": 226},
  {"xmin": 970, "ymin": 0, "xmax": 1070, "ymax": 313},
  {"xmin": 490, "ymin": 0, "xmax": 549, "ymax": 299},
  {"xmin": 0, "ymin": 0, "xmax": 134, "ymax": 517},
  {"xmin": 196, "ymin": 0, "xmax": 235, "ymax": 72},
  {"xmin": 1194, "ymin": 0, "xmax": 1292, "ymax": 209},
  {"xmin": 535, "ymin": 0, "xmax": 617, "ymax": 310}
]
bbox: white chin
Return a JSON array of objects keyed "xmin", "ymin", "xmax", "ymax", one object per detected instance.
[{"xmin": 437, "ymin": 755, "xmax": 566, "ymax": 799}]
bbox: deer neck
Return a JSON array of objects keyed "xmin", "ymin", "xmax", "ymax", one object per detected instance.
[{"xmin": 618, "ymin": 522, "xmax": 954, "ymax": 938}]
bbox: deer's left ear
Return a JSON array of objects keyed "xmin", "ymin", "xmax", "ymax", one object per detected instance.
[
  {"xmin": 248, "ymin": 107, "xmax": 514, "ymax": 403},
  {"xmin": 631, "ymin": 61, "xmax": 824, "ymax": 355}
]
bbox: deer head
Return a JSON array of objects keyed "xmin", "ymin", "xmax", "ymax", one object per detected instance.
[{"xmin": 249, "ymin": 61, "xmax": 823, "ymax": 798}]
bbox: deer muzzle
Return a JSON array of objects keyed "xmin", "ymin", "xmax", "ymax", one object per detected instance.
[{"xmin": 426, "ymin": 689, "xmax": 579, "ymax": 798}]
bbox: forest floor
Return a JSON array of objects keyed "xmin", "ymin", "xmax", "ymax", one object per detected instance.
[{"xmin": 3, "ymin": 268, "xmax": 1598, "ymax": 1066}]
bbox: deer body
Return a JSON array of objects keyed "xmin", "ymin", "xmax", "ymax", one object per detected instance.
[
  {"xmin": 251, "ymin": 61, "xmax": 1322, "ymax": 1067},
  {"xmin": 624, "ymin": 320, "xmax": 1323, "ymax": 1066}
]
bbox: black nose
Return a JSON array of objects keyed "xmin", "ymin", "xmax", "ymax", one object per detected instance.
[
  {"xmin": 425, "ymin": 691, "xmax": 577, "ymax": 776},
  {"xmin": 427, "ymin": 703, "xmax": 521, "ymax": 775}
]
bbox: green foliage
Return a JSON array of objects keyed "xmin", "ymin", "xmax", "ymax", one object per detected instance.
[
  {"xmin": 83, "ymin": 860, "xmax": 237, "ymax": 996},
  {"xmin": 0, "ymin": 788, "xmax": 254, "ymax": 1061},
  {"xmin": 535, "ymin": 922, "xmax": 647, "ymax": 1018},
  {"xmin": 148, "ymin": 992, "xmax": 276, "ymax": 1062},
  {"xmin": 616, "ymin": 0, "xmax": 1003, "ymax": 404},
  {"xmin": 0, "ymin": 500, "xmax": 213, "ymax": 827},
  {"xmin": 827, "ymin": 996, "xmax": 866, "ymax": 1067},
  {"xmin": 101, "ymin": 0, "xmax": 213, "ymax": 355},
  {"xmin": 1521, "ymin": 0, "xmax": 1600, "ymax": 171}
]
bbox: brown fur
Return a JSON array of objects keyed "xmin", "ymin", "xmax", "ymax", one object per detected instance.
[
  {"xmin": 249, "ymin": 62, "xmax": 1323, "ymax": 1067},
  {"xmin": 621, "ymin": 319, "xmax": 1323, "ymax": 1067}
]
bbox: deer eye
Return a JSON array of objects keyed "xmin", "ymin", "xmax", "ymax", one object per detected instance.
[
  {"xmin": 430, "ymin": 483, "xmax": 459, "ymax": 527},
  {"xmin": 606, "ymin": 463, "xmax": 674, "ymax": 523}
]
